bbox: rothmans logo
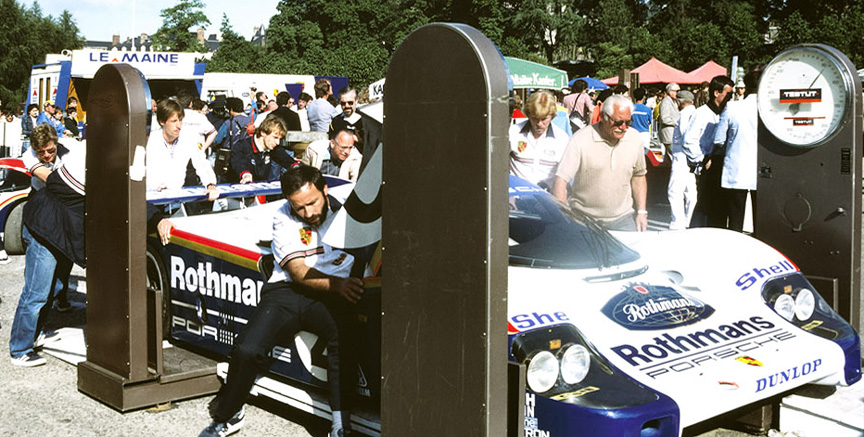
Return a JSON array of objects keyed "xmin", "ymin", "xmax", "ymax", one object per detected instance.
[{"xmin": 602, "ymin": 283, "xmax": 715, "ymax": 330}]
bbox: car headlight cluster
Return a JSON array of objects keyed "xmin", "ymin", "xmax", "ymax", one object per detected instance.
[
  {"xmin": 768, "ymin": 287, "xmax": 815, "ymax": 322},
  {"xmin": 511, "ymin": 324, "xmax": 662, "ymax": 408},
  {"xmin": 526, "ymin": 344, "xmax": 590, "ymax": 393}
]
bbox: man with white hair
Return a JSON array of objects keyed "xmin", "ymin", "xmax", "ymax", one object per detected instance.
[
  {"xmin": 552, "ymin": 94, "xmax": 648, "ymax": 231},
  {"xmin": 658, "ymin": 82, "xmax": 680, "ymax": 155}
]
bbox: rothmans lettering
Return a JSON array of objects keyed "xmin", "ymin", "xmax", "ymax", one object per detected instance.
[
  {"xmin": 170, "ymin": 256, "xmax": 262, "ymax": 306},
  {"xmin": 610, "ymin": 316, "xmax": 775, "ymax": 366}
]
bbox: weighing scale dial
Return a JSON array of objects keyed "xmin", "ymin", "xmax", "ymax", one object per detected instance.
[{"xmin": 757, "ymin": 45, "xmax": 854, "ymax": 147}]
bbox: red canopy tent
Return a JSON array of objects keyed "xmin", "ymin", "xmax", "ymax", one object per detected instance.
[
  {"xmin": 688, "ymin": 60, "xmax": 728, "ymax": 83},
  {"xmin": 602, "ymin": 57, "xmax": 700, "ymax": 85}
]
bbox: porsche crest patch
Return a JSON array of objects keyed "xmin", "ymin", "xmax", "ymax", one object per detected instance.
[
  {"xmin": 299, "ymin": 228, "xmax": 312, "ymax": 246},
  {"xmin": 517, "ymin": 141, "xmax": 527, "ymax": 153}
]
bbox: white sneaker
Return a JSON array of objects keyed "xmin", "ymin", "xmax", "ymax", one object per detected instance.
[
  {"xmin": 11, "ymin": 352, "xmax": 46, "ymax": 367},
  {"xmin": 0, "ymin": 250, "xmax": 10, "ymax": 265},
  {"xmin": 34, "ymin": 331, "xmax": 60, "ymax": 348}
]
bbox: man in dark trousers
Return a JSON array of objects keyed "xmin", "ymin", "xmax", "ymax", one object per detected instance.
[{"xmin": 199, "ymin": 166, "xmax": 363, "ymax": 437}]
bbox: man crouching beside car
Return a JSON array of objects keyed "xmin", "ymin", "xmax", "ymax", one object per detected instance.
[{"xmin": 199, "ymin": 165, "xmax": 363, "ymax": 437}]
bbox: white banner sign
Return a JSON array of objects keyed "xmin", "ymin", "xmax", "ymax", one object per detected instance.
[{"xmin": 69, "ymin": 50, "xmax": 200, "ymax": 79}]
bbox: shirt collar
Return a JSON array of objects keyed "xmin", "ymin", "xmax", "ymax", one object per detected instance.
[{"xmin": 519, "ymin": 120, "xmax": 556, "ymax": 139}]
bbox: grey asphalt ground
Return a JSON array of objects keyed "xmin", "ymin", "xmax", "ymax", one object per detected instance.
[{"xmin": 0, "ymin": 256, "xmax": 330, "ymax": 437}]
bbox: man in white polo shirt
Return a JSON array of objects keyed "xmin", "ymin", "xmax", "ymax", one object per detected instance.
[{"xmin": 146, "ymin": 98, "xmax": 219, "ymax": 201}]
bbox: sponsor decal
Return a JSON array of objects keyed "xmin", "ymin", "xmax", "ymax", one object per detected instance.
[
  {"xmin": 735, "ymin": 260, "xmax": 797, "ymax": 290},
  {"xmin": 610, "ymin": 316, "xmax": 797, "ymax": 379},
  {"xmin": 524, "ymin": 393, "xmax": 551, "ymax": 437},
  {"xmin": 518, "ymin": 141, "xmax": 527, "ymax": 153},
  {"xmin": 550, "ymin": 386, "xmax": 599, "ymax": 401},
  {"xmin": 801, "ymin": 320, "xmax": 824, "ymax": 331},
  {"xmin": 736, "ymin": 356, "xmax": 763, "ymax": 367},
  {"xmin": 756, "ymin": 359, "xmax": 822, "ymax": 392},
  {"xmin": 332, "ymin": 253, "xmax": 347, "ymax": 266},
  {"xmin": 170, "ymin": 256, "xmax": 262, "ymax": 306},
  {"xmin": 299, "ymin": 227, "xmax": 312, "ymax": 245},
  {"xmin": 509, "ymin": 312, "xmax": 570, "ymax": 332},
  {"xmin": 602, "ymin": 283, "xmax": 715, "ymax": 330},
  {"xmin": 356, "ymin": 365, "xmax": 371, "ymax": 397},
  {"xmin": 779, "ymin": 88, "xmax": 822, "ymax": 104},
  {"xmin": 89, "ymin": 51, "xmax": 180, "ymax": 64}
]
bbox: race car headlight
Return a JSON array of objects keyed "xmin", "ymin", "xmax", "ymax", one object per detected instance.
[
  {"xmin": 794, "ymin": 288, "xmax": 815, "ymax": 321},
  {"xmin": 772, "ymin": 293, "xmax": 795, "ymax": 321},
  {"xmin": 526, "ymin": 350, "xmax": 559, "ymax": 393},
  {"xmin": 560, "ymin": 344, "xmax": 590, "ymax": 384}
]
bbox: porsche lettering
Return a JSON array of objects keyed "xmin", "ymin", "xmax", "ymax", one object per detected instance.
[{"xmin": 643, "ymin": 331, "xmax": 795, "ymax": 379}]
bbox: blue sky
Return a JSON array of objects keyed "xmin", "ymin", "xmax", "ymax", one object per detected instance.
[{"xmin": 34, "ymin": 0, "xmax": 281, "ymax": 43}]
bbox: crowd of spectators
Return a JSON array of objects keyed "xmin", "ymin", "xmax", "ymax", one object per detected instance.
[{"xmin": 510, "ymin": 69, "xmax": 759, "ymax": 233}]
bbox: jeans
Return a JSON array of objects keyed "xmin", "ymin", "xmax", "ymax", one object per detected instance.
[{"xmin": 9, "ymin": 226, "xmax": 57, "ymax": 358}]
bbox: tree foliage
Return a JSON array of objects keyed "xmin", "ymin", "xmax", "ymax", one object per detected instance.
[
  {"xmin": 153, "ymin": 0, "xmax": 210, "ymax": 52},
  {"xmin": 0, "ymin": 0, "xmax": 83, "ymax": 111},
  {"xmin": 5, "ymin": 0, "xmax": 864, "ymax": 103}
]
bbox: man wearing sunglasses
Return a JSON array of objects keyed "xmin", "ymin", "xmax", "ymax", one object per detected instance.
[
  {"xmin": 552, "ymin": 94, "xmax": 648, "ymax": 232},
  {"xmin": 329, "ymin": 87, "xmax": 365, "ymax": 155}
]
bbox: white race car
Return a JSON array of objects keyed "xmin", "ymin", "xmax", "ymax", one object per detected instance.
[{"xmin": 146, "ymin": 104, "xmax": 859, "ymax": 436}]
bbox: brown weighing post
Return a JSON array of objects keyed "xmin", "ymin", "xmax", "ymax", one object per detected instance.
[{"xmin": 77, "ymin": 63, "xmax": 220, "ymax": 411}]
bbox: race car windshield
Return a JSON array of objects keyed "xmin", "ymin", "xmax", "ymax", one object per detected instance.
[
  {"xmin": 508, "ymin": 192, "xmax": 640, "ymax": 269},
  {"xmin": 0, "ymin": 167, "xmax": 30, "ymax": 192}
]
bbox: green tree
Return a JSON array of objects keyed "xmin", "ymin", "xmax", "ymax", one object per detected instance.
[
  {"xmin": 207, "ymin": 15, "xmax": 266, "ymax": 73},
  {"xmin": 509, "ymin": 0, "xmax": 587, "ymax": 63},
  {"xmin": 152, "ymin": 0, "xmax": 210, "ymax": 52},
  {"xmin": 0, "ymin": 0, "xmax": 82, "ymax": 111},
  {"xmin": 773, "ymin": 4, "xmax": 864, "ymax": 68}
]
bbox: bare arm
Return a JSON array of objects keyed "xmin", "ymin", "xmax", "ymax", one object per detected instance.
[
  {"xmin": 31, "ymin": 165, "xmax": 51, "ymax": 182},
  {"xmin": 202, "ymin": 130, "xmax": 217, "ymax": 151},
  {"xmin": 552, "ymin": 176, "xmax": 569, "ymax": 203},
  {"xmin": 285, "ymin": 257, "xmax": 364, "ymax": 303},
  {"xmin": 631, "ymin": 174, "xmax": 647, "ymax": 232}
]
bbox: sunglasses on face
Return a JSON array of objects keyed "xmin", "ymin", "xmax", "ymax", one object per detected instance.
[
  {"xmin": 340, "ymin": 100, "xmax": 355, "ymax": 106},
  {"xmin": 610, "ymin": 118, "xmax": 633, "ymax": 127}
]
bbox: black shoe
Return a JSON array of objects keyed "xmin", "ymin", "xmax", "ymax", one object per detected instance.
[
  {"xmin": 54, "ymin": 293, "xmax": 72, "ymax": 312},
  {"xmin": 198, "ymin": 407, "xmax": 245, "ymax": 437}
]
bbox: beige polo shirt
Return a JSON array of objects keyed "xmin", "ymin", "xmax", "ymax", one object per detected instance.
[{"xmin": 555, "ymin": 124, "xmax": 647, "ymax": 221}]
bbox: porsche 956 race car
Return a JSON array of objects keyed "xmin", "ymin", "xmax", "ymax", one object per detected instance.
[{"xmin": 146, "ymin": 105, "xmax": 859, "ymax": 437}]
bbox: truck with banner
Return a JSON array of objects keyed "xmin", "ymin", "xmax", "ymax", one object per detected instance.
[{"xmin": 26, "ymin": 49, "xmax": 206, "ymax": 136}]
